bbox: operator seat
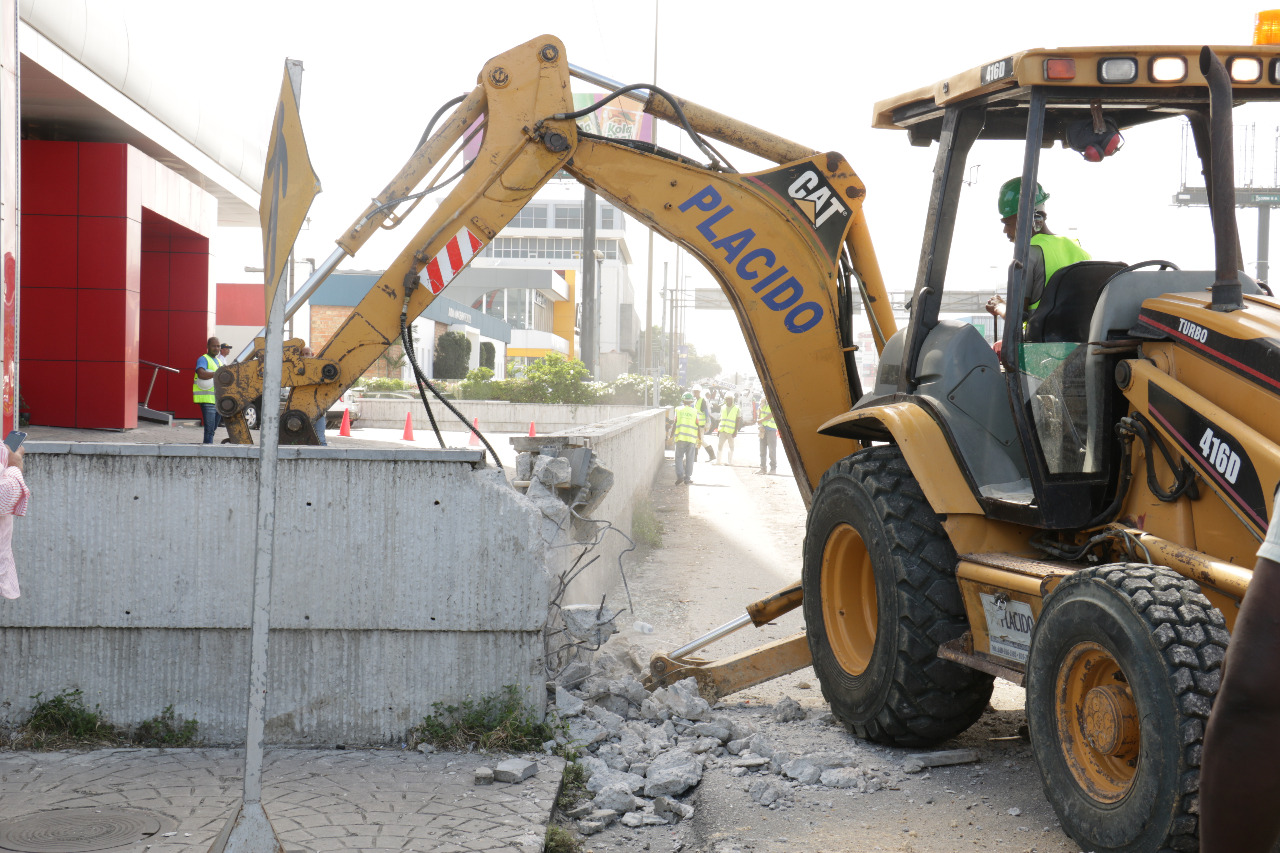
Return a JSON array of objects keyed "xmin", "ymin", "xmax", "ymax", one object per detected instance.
[{"xmin": 1025, "ymin": 260, "xmax": 1128, "ymax": 342}]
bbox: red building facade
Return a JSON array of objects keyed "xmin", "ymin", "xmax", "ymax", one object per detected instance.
[{"xmin": 20, "ymin": 140, "xmax": 217, "ymax": 428}]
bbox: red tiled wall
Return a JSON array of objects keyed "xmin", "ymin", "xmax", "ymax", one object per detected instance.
[{"xmin": 19, "ymin": 141, "xmax": 214, "ymax": 427}]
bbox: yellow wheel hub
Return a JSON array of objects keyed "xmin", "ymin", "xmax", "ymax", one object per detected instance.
[
  {"xmin": 1054, "ymin": 642, "xmax": 1140, "ymax": 803},
  {"xmin": 820, "ymin": 522, "xmax": 877, "ymax": 676}
]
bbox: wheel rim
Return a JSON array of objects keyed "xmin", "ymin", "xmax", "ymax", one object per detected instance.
[
  {"xmin": 1053, "ymin": 641, "xmax": 1140, "ymax": 803},
  {"xmin": 820, "ymin": 522, "xmax": 877, "ymax": 676}
]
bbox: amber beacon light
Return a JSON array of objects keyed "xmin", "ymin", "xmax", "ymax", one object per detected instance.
[{"xmin": 1254, "ymin": 9, "xmax": 1280, "ymax": 44}]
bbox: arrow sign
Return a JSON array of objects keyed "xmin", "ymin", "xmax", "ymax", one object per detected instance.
[{"xmin": 261, "ymin": 60, "xmax": 321, "ymax": 316}]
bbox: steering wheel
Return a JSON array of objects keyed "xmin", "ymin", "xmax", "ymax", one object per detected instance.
[{"xmin": 1110, "ymin": 259, "xmax": 1180, "ymax": 277}]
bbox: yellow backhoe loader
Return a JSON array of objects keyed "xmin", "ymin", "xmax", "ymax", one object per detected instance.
[{"xmin": 217, "ymin": 32, "xmax": 1280, "ymax": 852}]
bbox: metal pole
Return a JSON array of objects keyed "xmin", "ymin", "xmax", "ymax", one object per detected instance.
[
  {"xmin": 642, "ymin": 0, "xmax": 659, "ymax": 374},
  {"xmin": 1259, "ymin": 203, "xmax": 1271, "ymax": 283},
  {"xmin": 582, "ymin": 188, "xmax": 598, "ymax": 375}
]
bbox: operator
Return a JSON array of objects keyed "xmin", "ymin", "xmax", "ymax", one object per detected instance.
[
  {"xmin": 193, "ymin": 336, "xmax": 223, "ymax": 445},
  {"xmin": 757, "ymin": 399, "xmax": 777, "ymax": 475},
  {"xmin": 1200, "ymin": 495, "xmax": 1280, "ymax": 852},
  {"xmin": 691, "ymin": 387, "xmax": 716, "ymax": 462},
  {"xmin": 670, "ymin": 391, "xmax": 702, "ymax": 485},
  {"xmin": 715, "ymin": 393, "xmax": 740, "ymax": 467},
  {"xmin": 984, "ymin": 178, "xmax": 1090, "ymax": 330}
]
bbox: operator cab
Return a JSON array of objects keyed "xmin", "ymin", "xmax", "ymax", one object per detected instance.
[{"xmin": 841, "ymin": 43, "xmax": 1280, "ymax": 529}]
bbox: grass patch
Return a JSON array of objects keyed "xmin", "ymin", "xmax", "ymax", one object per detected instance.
[
  {"xmin": 133, "ymin": 705, "xmax": 199, "ymax": 747},
  {"xmin": 545, "ymin": 824, "xmax": 584, "ymax": 853},
  {"xmin": 555, "ymin": 759, "xmax": 590, "ymax": 812},
  {"xmin": 20, "ymin": 689, "xmax": 122, "ymax": 748},
  {"xmin": 408, "ymin": 685, "xmax": 560, "ymax": 752},
  {"xmin": 630, "ymin": 493, "xmax": 663, "ymax": 549}
]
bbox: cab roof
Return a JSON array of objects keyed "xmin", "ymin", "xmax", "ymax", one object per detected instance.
[{"xmin": 874, "ymin": 45, "xmax": 1280, "ymax": 145}]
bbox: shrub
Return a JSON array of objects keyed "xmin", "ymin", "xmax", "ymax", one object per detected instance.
[
  {"xmin": 408, "ymin": 685, "xmax": 559, "ymax": 752},
  {"xmin": 434, "ymin": 331, "xmax": 472, "ymax": 379},
  {"xmin": 134, "ymin": 705, "xmax": 199, "ymax": 747},
  {"xmin": 607, "ymin": 373, "xmax": 679, "ymax": 406},
  {"xmin": 457, "ymin": 367, "xmax": 497, "ymax": 400},
  {"xmin": 519, "ymin": 354, "xmax": 599, "ymax": 404},
  {"xmin": 480, "ymin": 341, "xmax": 496, "ymax": 370},
  {"xmin": 357, "ymin": 377, "xmax": 413, "ymax": 393},
  {"xmin": 22, "ymin": 689, "xmax": 120, "ymax": 747}
]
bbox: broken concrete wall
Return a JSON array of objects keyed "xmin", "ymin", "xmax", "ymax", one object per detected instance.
[
  {"xmin": 359, "ymin": 399, "xmax": 653, "ymax": 433},
  {"xmin": 0, "ymin": 444, "xmax": 553, "ymax": 745},
  {"xmin": 522, "ymin": 409, "xmax": 668, "ymax": 608}
]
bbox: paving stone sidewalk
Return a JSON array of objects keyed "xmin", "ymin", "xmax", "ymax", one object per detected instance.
[{"xmin": 0, "ymin": 748, "xmax": 563, "ymax": 852}]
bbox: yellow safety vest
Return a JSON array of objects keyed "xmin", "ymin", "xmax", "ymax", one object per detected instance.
[
  {"xmin": 720, "ymin": 405, "xmax": 740, "ymax": 435},
  {"xmin": 760, "ymin": 402, "xmax": 776, "ymax": 431},
  {"xmin": 673, "ymin": 405, "xmax": 700, "ymax": 443},
  {"xmin": 193, "ymin": 354, "xmax": 220, "ymax": 404},
  {"xmin": 1027, "ymin": 234, "xmax": 1091, "ymax": 312}
]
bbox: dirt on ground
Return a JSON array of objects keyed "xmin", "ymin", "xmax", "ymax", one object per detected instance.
[{"xmin": 572, "ymin": 432, "xmax": 1083, "ymax": 853}]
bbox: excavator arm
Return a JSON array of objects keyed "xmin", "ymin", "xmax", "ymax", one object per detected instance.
[{"xmin": 216, "ymin": 34, "xmax": 896, "ymax": 503}]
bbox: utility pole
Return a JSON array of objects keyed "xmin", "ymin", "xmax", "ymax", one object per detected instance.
[{"xmin": 581, "ymin": 188, "xmax": 598, "ymax": 375}]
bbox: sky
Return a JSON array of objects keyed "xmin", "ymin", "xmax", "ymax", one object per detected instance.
[{"xmin": 124, "ymin": 0, "xmax": 1280, "ymax": 377}]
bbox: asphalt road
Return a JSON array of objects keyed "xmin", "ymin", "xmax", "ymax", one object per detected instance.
[{"xmin": 594, "ymin": 427, "xmax": 1083, "ymax": 853}]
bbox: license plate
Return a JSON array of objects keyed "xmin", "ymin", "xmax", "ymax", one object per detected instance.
[{"xmin": 979, "ymin": 593, "xmax": 1035, "ymax": 664}]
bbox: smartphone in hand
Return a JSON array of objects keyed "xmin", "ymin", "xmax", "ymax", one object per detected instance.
[{"xmin": 4, "ymin": 430, "xmax": 26, "ymax": 452}]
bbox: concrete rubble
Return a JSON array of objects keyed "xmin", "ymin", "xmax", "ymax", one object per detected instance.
[{"xmin": 548, "ymin": 634, "xmax": 939, "ymax": 844}]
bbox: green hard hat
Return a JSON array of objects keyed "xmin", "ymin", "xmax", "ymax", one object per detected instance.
[
  {"xmin": 682, "ymin": 391, "xmax": 694, "ymax": 401},
  {"xmin": 997, "ymin": 177, "xmax": 1049, "ymax": 218}
]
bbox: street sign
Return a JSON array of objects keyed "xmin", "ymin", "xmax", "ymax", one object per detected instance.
[{"xmin": 261, "ymin": 61, "xmax": 321, "ymax": 316}]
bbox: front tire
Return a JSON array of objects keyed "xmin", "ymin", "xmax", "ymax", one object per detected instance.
[
  {"xmin": 243, "ymin": 399, "xmax": 260, "ymax": 431},
  {"xmin": 1026, "ymin": 564, "xmax": 1228, "ymax": 853},
  {"xmin": 802, "ymin": 446, "xmax": 993, "ymax": 746}
]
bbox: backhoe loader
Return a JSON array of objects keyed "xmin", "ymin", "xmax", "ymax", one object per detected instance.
[{"xmin": 217, "ymin": 32, "xmax": 1280, "ymax": 852}]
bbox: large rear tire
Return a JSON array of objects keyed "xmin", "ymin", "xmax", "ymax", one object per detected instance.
[
  {"xmin": 1026, "ymin": 564, "xmax": 1228, "ymax": 853},
  {"xmin": 802, "ymin": 446, "xmax": 993, "ymax": 746}
]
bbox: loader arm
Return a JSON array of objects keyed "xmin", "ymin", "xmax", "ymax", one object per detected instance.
[{"xmin": 215, "ymin": 34, "xmax": 897, "ymax": 503}]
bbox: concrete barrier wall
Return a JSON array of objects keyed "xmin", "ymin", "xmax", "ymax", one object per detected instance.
[
  {"xmin": 358, "ymin": 398, "xmax": 651, "ymax": 434},
  {"xmin": 0, "ymin": 445, "xmax": 552, "ymax": 745},
  {"xmin": 0, "ymin": 409, "xmax": 668, "ymax": 744}
]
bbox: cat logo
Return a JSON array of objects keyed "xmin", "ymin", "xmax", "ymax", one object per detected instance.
[
  {"xmin": 748, "ymin": 162, "xmax": 853, "ymax": 264},
  {"xmin": 787, "ymin": 169, "xmax": 848, "ymax": 229}
]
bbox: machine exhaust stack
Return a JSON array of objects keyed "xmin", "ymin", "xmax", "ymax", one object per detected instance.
[{"xmin": 1201, "ymin": 47, "xmax": 1245, "ymax": 312}]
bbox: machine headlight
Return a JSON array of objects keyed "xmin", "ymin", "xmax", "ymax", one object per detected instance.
[
  {"xmin": 1228, "ymin": 56, "xmax": 1264, "ymax": 82},
  {"xmin": 1150, "ymin": 56, "xmax": 1188, "ymax": 83}
]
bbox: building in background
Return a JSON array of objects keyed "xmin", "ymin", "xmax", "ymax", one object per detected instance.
[
  {"xmin": 447, "ymin": 180, "xmax": 640, "ymax": 380},
  {"xmin": 307, "ymin": 271, "xmax": 512, "ymax": 381}
]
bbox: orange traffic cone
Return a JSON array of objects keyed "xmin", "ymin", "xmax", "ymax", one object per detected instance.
[
  {"xmin": 402, "ymin": 412, "xmax": 414, "ymax": 441},
  {"xmin": 528, "ymin": 421, "xmax": 536, "ymax": 437},
  {"xmin": 338, "ymin": 408, "xmax": 352, "ymax": 437},
  {"xmin": 469, "ymin": 417, "xmax": 480, "ymax": 446}
]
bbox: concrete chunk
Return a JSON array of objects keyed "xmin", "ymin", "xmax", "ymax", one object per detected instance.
[
  {"xmin": 493, "ymin": 758, "xmax": 538, "ymax": 783},
  {"xmin": 593, "ymin": 782, "xmax": 638, "ymax": 814},
  {"xmin": 556, "ymin": 686, "xmax": 586, "ymax": 717},
  {"xmin": 773, "ymin": 696, "xmax": 806, "ymax": 722},
  {"xmin": 562, "ymin": 604, "xmax": 621, "ymax": 646},
  {"xmin": 904, "ymin": 748, "xmax": 980, "ymax": 768},
  {"xmin": 820, "ymin": 767, "xmax": 865, "ymax": 789},
  {"xmin": 749, "ymin": 778, "xmax": 790, "ymax": 806},
  {"xmin": 654, "ymin": 796, "xmax": 695, "ymax": 823},
  {"xmin": 644, "ymin": 748, "xmax": 705, "ymax": 798},
  {"xmin": 663, "ymin": 678, "xmax": 712, "ymax": 721},
  {"xmin": 474, "ymin": 766, "xmax": 494, "ymax": 786}
]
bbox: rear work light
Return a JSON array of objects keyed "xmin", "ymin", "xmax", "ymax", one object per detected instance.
[
  {"xmin": 1044, "ymin": 58, "xmax": 1076, "ymax": 80},
  {"xmin": 1271, "ymin": 57, "xmax": 1280, "ymax": 83},
  {"xmin": 1098, "ymin": 57, "xmax": 1139, "ymax": 83},
  {"xmin": 1150, "ymin": 56, "xmax": 1188, "ymax": 82},
  {"xmin": 1229, "ymin": 56, "xmax": 1264, "ymax": 82}
]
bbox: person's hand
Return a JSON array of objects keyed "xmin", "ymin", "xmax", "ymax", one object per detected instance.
[
  {"xmin": 9, "ymin": 446, "xmax": 23, "ymax": 473},
  {"xmin": 985, "ymin": 294, "xmax": 1007, "ymax": 319}
]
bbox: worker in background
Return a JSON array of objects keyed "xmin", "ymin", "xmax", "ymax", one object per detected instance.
[
  {"xmin": 757, "ymin": 399, "xmax": 777, "ymax": 475},
  {"xmin": 1201, "ymin": 493, "xmax": 1280, "ymax": 851},
  {"xmin": 670, "ymin": 391, "xmax": 702, "ymax": 485},
  {"xmin": 691, "ymin": 387, "xmax": 716, "ymax": 462},
  {"xmin": 219, "ymin": 341, "xmax": 232, "ymax": 361},
  {"xmin": 715, "ymin": 393, "xmax": 740, "ymax": 466},
  {"xmin": 984, "ymin": 178, "xmax": 1090, "ymax": 327},
  {"xmin": 193, "ymin": 336, "xmax": 223, "ymax": 445}
]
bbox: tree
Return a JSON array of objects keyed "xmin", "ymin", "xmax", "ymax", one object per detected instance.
[
  {"xmin": 433, "ymin": 331, "xmax": 471, "ymax": 379},
  {"xmin": 479, "ymin": 341, "xmax": 496, "ymax": 371},
  {"xmin": 684, "ymin": 344, "xmax": 721, "ymax": 385},
  {"xmin": 376, "ymin": 333, "xmax": 408, "ymax": 379}
]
